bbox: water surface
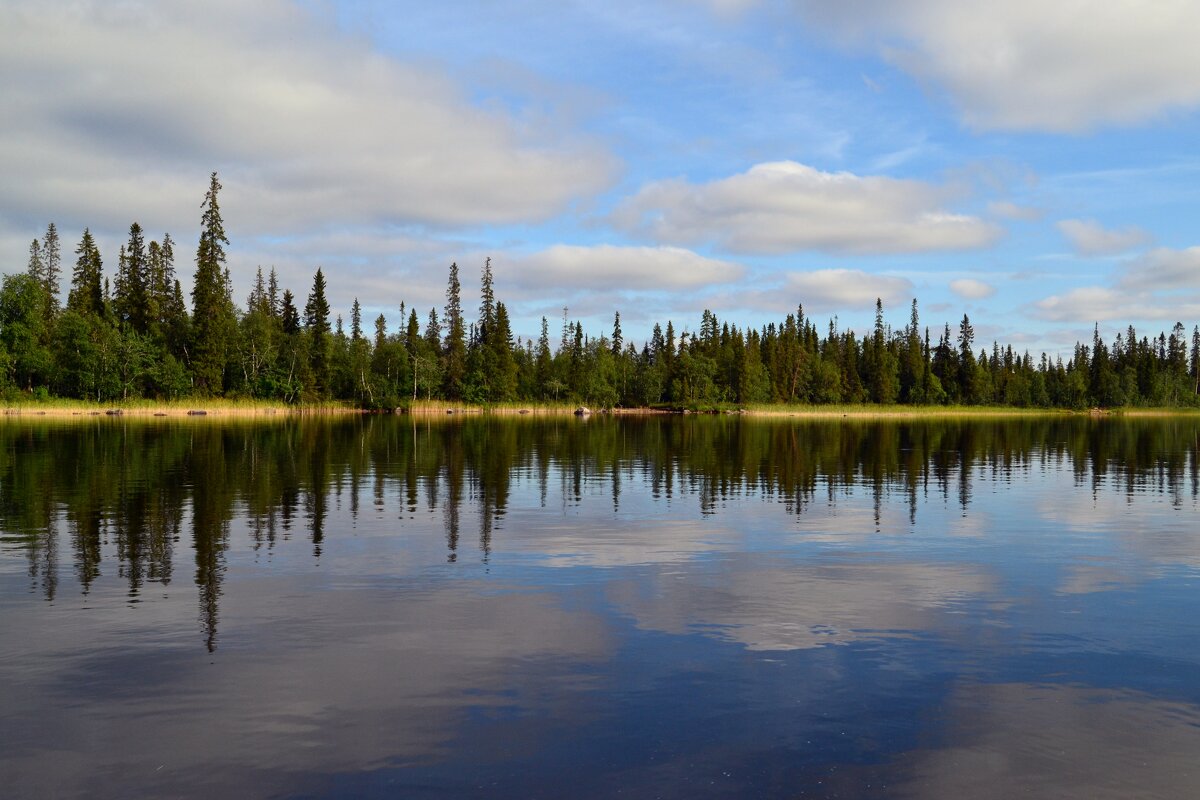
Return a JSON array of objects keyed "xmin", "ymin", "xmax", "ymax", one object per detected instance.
[{"xmin": 2, "ymin": 415, "xmax": 1199, "ymax": 798}]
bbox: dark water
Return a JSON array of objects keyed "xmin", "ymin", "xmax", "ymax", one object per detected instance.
[{"xmin": 2, "ymin": 415, "xmax": 1200, "ymax": 799}]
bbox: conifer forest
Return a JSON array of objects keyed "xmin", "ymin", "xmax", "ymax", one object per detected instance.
[{"xmin": 6, "ymin": 174, "xmax": 1199, "ymax": 410}]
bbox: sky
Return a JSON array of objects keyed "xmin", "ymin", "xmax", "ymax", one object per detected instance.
[{"xmin": 3, "ymin": 0, "xmax": 1200, "ymax": 354}]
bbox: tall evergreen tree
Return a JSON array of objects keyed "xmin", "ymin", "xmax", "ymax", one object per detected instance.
[
  {"xmin": 191, "ymin": 172, "xmax": 233, "ymax": 393},
  {"xmin": 305, "ymin": 267, "xmax": 332, "ymax": 396},
  {"xmin": 68, "ymin": 228, "xmax": 104, "ymax": 318},
  {"xmin": 280, "ymin": 290, "xmax": 301, "ymax": 335},
  {"xmin": 490, "ymin": 301, "xmax": 518, "ymax": 401},
  {"xmin": 114, "ymin": 222, "xmax": 151, "ymax": 333},
  {"xmin": 478, "ymin": 257, "xmax": 496, "ymax": 340},
  {"xmin": 405, "ymin": 308, "xmax": 420, "ymax": 357},
  {"xmin": 40, "ymin": 222, "xmax": 61, "ymax": 316},
  {"xmin": 267, "ymin": 267, "xmax": 280, "ymax": 318},
  {"xmin": 442, "ymin": 262, "xmax": 467, "ymax": 398},
  {"xmin": 27, "ymin": 239, "xmax": 43, "ymax": 285},
  {"xmin": 350, "ymin": 297, "xmax": 363, "ymax": 341},
  {"xmin": 536, "ymin": 316, "xmax": 552, "ymax": 397}
]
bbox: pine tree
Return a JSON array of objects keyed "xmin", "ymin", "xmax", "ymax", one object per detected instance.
[
  {"xmin": 478, "ymin": 257, "xmax": 496, "ymax": 341},
  {"xmin": 536, "ymin": 316, "xmax": 552, "ymax": 397},
  {"xmin": 442, "ymin": 262, "xmax": 467, "ymax": 399},
  {"xmin": 350, "ymin": 297, "xmax": 363, "ymax": 341},
  {"xmin": 280, "ymin": 290, "xmax": 301, "ymax": 335},
  {"xmin": 958, "ymin": 314, "xmax": 976, "ymax": 402},
  {"xmin": 68, "ymin": 228, "xmax": 104, "ymax": 317},
  {"xmin": 425, "ymin": 308, "xmax": 441, "ymax": 351},
  {"xmin": 41, "ymin": 222, "xmax": 61, "ymax": 316},
  {"xmin": 191, "ymin": 172, "xmax": 233, "ymax": 393},
  {"xmin": 405, "ymin": 308, "xmax": 420, "ymax": 357},
  {"xmin": 612, "ymin": 311, "xmax": 623, "ymax": 356},
  {"xmin": 27, "ymin": 239, "xmax": 43, "ymax": 285},
  {"xmin": 305, "ymin": 267, "xmax": 332, "ymax": 396},
  {"xmin": 267, "ymin": 267, "xmax": 280, "ymax": 318},
  {"xmin": 115, "ymin": 222, "xmax": 150, "ymax": 333},
  {"xmin": 491, "ymin": 301, "xmax": 518, "ymax": 401}
]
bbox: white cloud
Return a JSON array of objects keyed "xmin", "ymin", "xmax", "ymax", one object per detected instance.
[
  {"xmin": 784, "ymin": 269, "xmax": 913, "ymax": 309},
  {"xmin": 612, "ymin": 161, "xmax": 1000, "ymax": 255},
  {"xmin": 0, "ymin": 0, "xmax": 616, "ymax": 238},
  {"xmin": 949, "ymin": 278, "xmax": 996, "ymax": 300},
  {"xmin": 1033, "ymin": 286, "xmax": 1200, "ymax": 324},
  {"xmin": 507, "ymin": 245, "xmax": 744, "ymax": 292},
  {"xmin": 796, "ymin": 1, "xmax": 1200, "ymax": 132},
  {"xmin": 1119, "ymin": 246, "xmax": 1200, "ymax": 290},
  {"xmin": 1033, "ymin": 245, "xmax": 1200, "ymax": 323},
  {"xmin": 717, "ymin": 268, "xmax": 914, "ymax": 314},
  {"xmin": 986, "ymin": 201, "xmax": 1042, "ymax": 222},
  {"xmin": 1057, "ymin": 219, "xmax": 1152, "ymax": 257}
]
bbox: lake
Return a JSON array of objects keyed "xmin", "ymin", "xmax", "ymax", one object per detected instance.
[{"xmin": 2, "ymin": 415, "xmax": 1199, "ymax": 798}]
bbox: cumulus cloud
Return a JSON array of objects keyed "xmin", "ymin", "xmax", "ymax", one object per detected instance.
[
  {"xmin": 949, "ymin": 278, "xmax": 996, "ymax": 300},
  {"xmin": 1057, "ymin": 219, "xmax": 1152, "ymax": 257},
  {"xmin": 1033, "ymin": 245, "xmax": 1200, "ymax": 323},
  {"xmin": 714, "ymin": 268, "xmax": 914, "ymax": 315},
  {"xmin": 783, "ymin": 269, "xmax": 913, "ymax": 309},
  {"xmin": 612, "ymin": 161, "xmax": 1001, "ymax": 256},
  {"xmin": 1033, "ymin": 286, "xmax": 1200, "ymax": 324},
  {"xmin": 506, "ymin": 245, "xmax": 744, "ymax": 292},
  {"xmin": 795, "ymin": 1, "xmax": 1200, "ymax": 132},
  {"xmin": 1119, "ymin": 246, "xmax": 1200, "ymax": 290},
  {"xmin": 0, "ymin": 0, "xmax": 616, "ymax": 237}
]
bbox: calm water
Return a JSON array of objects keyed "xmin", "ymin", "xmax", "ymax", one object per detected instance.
[{"xmin": 2, "ymin": 415, "xmax": 1200, "ymax": 798}]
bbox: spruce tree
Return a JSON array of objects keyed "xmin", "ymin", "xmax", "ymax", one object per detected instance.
[
  {"xmin": 305, "ymin": 268, "xmax": 332, "ymax": 396},
  {"xmin": 536, "ymin": 316, "xmax": 552, "ymax": 397},
  {"xmin": 442, "ymin": 262, "xmax": 467, "ymax": 398},
  {"xmin": 115, "ymin": 222, "xmax": 150, "ymax": 333},
  {"xmin": 191, "ymin": 172, "xmax": 233, "ymax": 393},
  {"xmin": 405, "ymin": 308, "xmax": 420, "ymax": 358},
  {"xmin": 68, "ymin": 228, "xmax": 104, "ymax": 318},
  {"xmin": 281, "ymin": 290, "xmax": 301, "ymax": 335},
  {"xmin": 41, "ymin": 222, "xmax": 61, "ymax": 316},
  {"xmin": 267, "ymin": 267, "xmax": 280, "ymax": 318},
  {"xmin": 350, "ymin": 298, "xmax": 363, "ymax": 341},
  {"xmin": 479, "ymin": 257, "xmax": 496, "ymax": 341},
  {"xmin": 491, "ymin": 301, "xmax": 517, "ymax": 400},
  {"xmin": 27, "ymin": 239, "xmax": 43, "ymax": 285}
]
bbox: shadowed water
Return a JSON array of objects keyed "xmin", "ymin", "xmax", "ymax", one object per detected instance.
[{"xmin": 2, "ymin": 415, "xmax": 1199, "ymax": 798}]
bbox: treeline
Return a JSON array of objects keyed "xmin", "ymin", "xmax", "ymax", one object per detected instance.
[{"xmin": 5, "ymin": 174, "xmax": 1200, "ymax": 409}]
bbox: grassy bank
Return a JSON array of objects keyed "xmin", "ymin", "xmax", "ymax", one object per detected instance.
[
  {"xmin": 406, "ymin": 400, "xmax": 1200, "ymax": 419},
  {"xmin": 6, "ymin": 398, "xmax": 1197, "ymax": 420},
  {"xmin": 1, "ymin": 398, "xmax": 363, "ymax": 418}
]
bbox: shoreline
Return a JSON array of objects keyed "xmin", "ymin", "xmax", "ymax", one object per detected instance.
[
  {"xmin": 0, "ymin": 402, "xmax": 363, "ymax": 418},
  {"xmin": 2, "ymin": 400, "xmax": 1196, "ymax": 421},
  {"xmin": 403, "ymin": 402, "xmax": 1199, "ymax": 419}
]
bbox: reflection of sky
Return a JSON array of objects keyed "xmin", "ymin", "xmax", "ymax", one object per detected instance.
[{"xmin": 3, "ymin": 428, "xmax": 1200, "ymax": 797}]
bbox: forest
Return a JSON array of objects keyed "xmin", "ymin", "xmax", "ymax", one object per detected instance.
[{"xmin": 5, "ymin": 174, "xmax": 1199, "ymax": 410}]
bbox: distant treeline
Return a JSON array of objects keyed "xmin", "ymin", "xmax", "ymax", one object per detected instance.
[{"xmin": 5, "ymin": 173, "xmax": 1200, "ymax": 409}]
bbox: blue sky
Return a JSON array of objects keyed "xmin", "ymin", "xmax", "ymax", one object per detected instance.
[{"xmin": 3, "ymin": 0, "xmax": 1200, "ymax": 354}]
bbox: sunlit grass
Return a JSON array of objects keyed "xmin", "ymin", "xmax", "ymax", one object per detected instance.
[{"xmin": 0, "ymin": 396, "xmax": 361, "ymax": 417}]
